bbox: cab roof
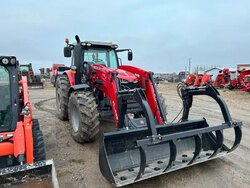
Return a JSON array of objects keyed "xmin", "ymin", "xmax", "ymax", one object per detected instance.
[{"xmin": 73, "ymin": 41, "xmax": 118, "ymax": 49}]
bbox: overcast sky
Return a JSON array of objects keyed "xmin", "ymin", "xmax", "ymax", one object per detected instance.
[{"xmin": 1, "ymin": 0, "xmax": 250, "ymax": 73}]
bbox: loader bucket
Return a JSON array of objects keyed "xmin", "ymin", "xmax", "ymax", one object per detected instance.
[
  {"xmin": 28, "ymin": 82, "xmax": 44, "ymax": 89},
  {"xmin": 99, "ymin": 86, "xmax": 242, "ymax": 187},
  {"xmin": 0, "ymin": 159, "xmax": 59, "ymax": 188}
]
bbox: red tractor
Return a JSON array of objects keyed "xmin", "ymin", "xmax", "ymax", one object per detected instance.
[
  {"xmin": 229, "ymin": 69, "xmax": 250, "ymax": 93},
  {"xmin": 50, "ymin": 64, "xmax": 70, "ymax": 87},
  {"xmin": 213, "ymin": 68, "xmax": 231, "ymax": 88},
  {"xmin": 0, "ymin": 56, "xmax": 58, "ymax": 187},
  {"xmin": 56, "ymin": 36, "xmax": 242, "ymax": 187}
]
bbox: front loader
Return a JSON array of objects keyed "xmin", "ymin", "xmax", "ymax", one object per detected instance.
[
  {"xmin": 56, "ymin": 36, "xmax": 242, "ymax": 187},
  {"xmin": 0, "ymin": 56, "xmax": 58, "ymax": 187}
]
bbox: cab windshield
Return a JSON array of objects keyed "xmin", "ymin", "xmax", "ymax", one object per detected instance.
[
  {"xmin": 19, "ymin": 65, "xmax": 29, "ymax": 71},
  {"xmin": 83, "ymin": 49, "xmax": 118, "ymax": 68},
  {"xmin": 0, "ymin": 66, "xmax": 11, "ymax": 129}
]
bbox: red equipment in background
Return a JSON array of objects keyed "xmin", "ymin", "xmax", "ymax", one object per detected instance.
[
  {"xmin": 213, "ymin": 68, "xmax": 231, "ymax": 88},
  {"xmin": 50, "ymin": 64, "xmax": 69, "ymax": 87},
  {"xmin": 52, "ymin": 64, "xmax": 65, "ymax": 76},
  {"xmin": 185, "ymin": 73, "xmax": 211, "ymax": 86},
  {"xmin": 229, "ymin": 69, "xmax": 250, "ymax": 92}
]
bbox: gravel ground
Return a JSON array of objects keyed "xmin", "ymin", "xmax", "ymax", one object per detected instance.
[{"xmin": 29, "ymin": 82, "xmax": 250, "ymax": 188}]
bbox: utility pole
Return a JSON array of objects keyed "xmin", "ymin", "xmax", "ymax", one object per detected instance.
[
  {"xmin": 185, "ymin": 66, "xmax": 187, "ymax": 78},
  {"xmin": 188, "ymin": 58, "xmax": 191, "ymax": 74}
]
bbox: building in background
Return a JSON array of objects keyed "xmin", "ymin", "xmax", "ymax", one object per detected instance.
[
  {"xmin": 237, "ymin": 64, "xmax": 250, "ymax": 71},
  {"xmin": 205, "ymin": 67, "xmax": 236, "ymax": 81}
]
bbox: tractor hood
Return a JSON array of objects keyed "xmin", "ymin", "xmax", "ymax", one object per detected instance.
[{"xmin": 114, "ymin": 68, "xmax": 137, "ymax": 83}]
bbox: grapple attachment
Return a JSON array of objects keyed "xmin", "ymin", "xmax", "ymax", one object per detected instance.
[
  {"xmin": 0, "ymin": 159, "xmax": 59, "ymax": 188},
  {"xmin": 99, "ymin": 85, "xmax": 242, "ymax": 187}
]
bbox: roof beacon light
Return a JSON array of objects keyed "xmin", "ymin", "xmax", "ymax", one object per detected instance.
[{"xmin": 65, "ymin": 38, "xmax": 69, "ymax": 44}]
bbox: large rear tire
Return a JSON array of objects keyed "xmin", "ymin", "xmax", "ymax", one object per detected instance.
[
  {"xmin": 32, "ymin": 120, "xmax": 46, "ymax": 161},
  {"xmin": 68, "ymin": 91, "xmax": 100, "ymax": 143},
  {"xmin": 56, "ymin": 75, "xmax": 70, "ymax": 120}
]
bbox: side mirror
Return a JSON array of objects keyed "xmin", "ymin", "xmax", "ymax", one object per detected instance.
[
  {"xmin": 64, "ymin": 47, "xmax": 71, "ymax": 57},
  {"xmin": 128, "ymin": 51, "xmax": 133, "ymax": 61}
]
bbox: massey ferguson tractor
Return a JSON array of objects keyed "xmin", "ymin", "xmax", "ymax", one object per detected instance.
[
  {"xmin": 0, "ymin": 56, "xmax": 58, "ymax": 187},
  {"xmin": 56, "ymin": 36, "xmax": 242, "ymax": 187}
]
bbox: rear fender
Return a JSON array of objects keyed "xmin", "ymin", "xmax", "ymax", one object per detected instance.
[{"xmin": 64, "ymin": 70, "xmax": 75, "ymax": 86}]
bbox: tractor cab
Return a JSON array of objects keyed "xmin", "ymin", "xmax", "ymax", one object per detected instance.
[
  {"xmin": 64, "ymin": 36, "xmax": 133, "ymax": 85},
  {"xmin": 0, "ymin": 57, "xmax": 19, "ymax": 132}
]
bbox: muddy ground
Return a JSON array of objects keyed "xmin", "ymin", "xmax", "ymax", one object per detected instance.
[{"xmin": 30, "ymin": 83, "xmax": 250, "ymax": 188}]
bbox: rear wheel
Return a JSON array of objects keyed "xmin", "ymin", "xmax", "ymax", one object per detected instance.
[
  {"xmin": 68, "ymin": 91, "xmax": 100, "ymax": 143},
  {"xmin": 56, "ymin": 75, "xmax": 70, "ymax": 120},
  {"xmin": 32, "ymin": 120, "xmax": 46, "ymax": 161}
]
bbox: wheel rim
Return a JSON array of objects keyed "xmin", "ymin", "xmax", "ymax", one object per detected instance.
[{"xmin": 71, "ymin": 104, "xmax": 80, "ymax": 132}]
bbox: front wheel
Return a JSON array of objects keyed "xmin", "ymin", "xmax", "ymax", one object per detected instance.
[
  {"xmin": 68, "ymin": 91, "xmax": 100, "ymax": 143},
  {"xmin": 56, "ymin": 75, "xmax": 70, "ymax": 120}
]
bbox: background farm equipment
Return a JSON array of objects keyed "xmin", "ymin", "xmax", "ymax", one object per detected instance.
[
  {"xmin": 19, "ymin": 63, "xmax": 44, "ymax": 89},
  {"xmin": 0, "ymin": 56, "xmax": 58, "ymax": 187},
  {"xmin": 50, "ymin": 64, "xmax": 70, "ymax": 87},
  {"xmin": 56, "ymin": 36, "xmax": 242, "ymax": 187},
  {"xmin": 39, "ymin": 67, "xmax": 52, "ymax": 79},
  {"xmin": 213, "ymin": 68, "xmax": 231, "ymax": 88},
  {"xmin": 229, "ymin": 69, "xmax": 250, "ymax": 93},
  {"xmin": 185, "ymin": 73, "xmax": 211, "ymax": 86}
]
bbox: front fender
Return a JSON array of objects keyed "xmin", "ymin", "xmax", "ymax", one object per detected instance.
[
  {"xmin": 69, "ymin": 84, "xmax": 90, "ymax": 94},
  {"xmin": 64, "ymin": 70, "xmax": 75, "ymax": 86}
]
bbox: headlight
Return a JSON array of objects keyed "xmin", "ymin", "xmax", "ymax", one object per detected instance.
[
  {"xmin": 10, "ymin": 58, "xmax": 16, "ymax": 65},
  {"xmin": 2, "ymin": 58, "xmax": 9, "ymax": 64}
]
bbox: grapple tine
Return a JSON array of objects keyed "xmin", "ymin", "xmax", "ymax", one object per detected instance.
[
  {"xmin": 209, "ymin": 130, "xmax": 223, "ymax": 159},
  {"xmin": 228, "ymin": 126, "xmax": 242, "ymax": 152},
  {"xmin": 188, "ymin": 134, "xmax": 202, "ymax": 165},
  {"xmin": 163, "ymin": 140, "xmax": 177, "ymax": 172},
  {"xmin": 135, "ymin": 146, "xmax": 146, "ymax": 180}
]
